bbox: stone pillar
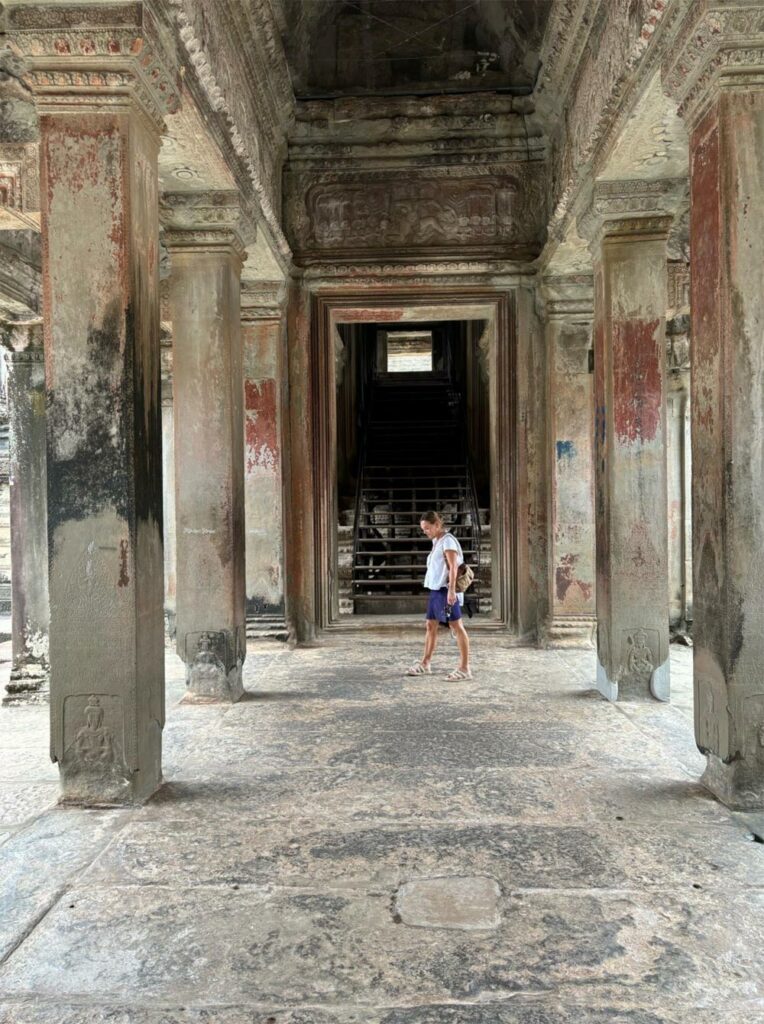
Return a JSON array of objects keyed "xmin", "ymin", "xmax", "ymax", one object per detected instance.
[
  {"xmin": 9, "ymin": 3, "xmax": 178, "ymax": 804},
  {"xmin": 665, "ymin": 4, "xmax": 764, "ymax": 806},
  {"xmin": 163, "ymin": 193, "xmax": 247, "ymax": 701},
  {"xmin": 160, "ymin": 334, "xmax": 177, "ymax": 639},
  {"xmin": 666, "ymin": 287, "xmax": 691, "ymax": 633},
  {"xmin": 540, "ymin": 277, "xmax": 596, "ymax": 647},
  {"xmin": 241, "ymin": 284, "xmax": 287, "ymax": 633},
  {"xmin": 583, "ymin": 181, "xmax": 680, "ymax": 702},
  {"xmin": 1, "ymin": 319, "xmax": 49, "ymax": 702}
]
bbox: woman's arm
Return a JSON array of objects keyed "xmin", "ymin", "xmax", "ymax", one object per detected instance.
[{"xmin": 445, "ymin": 548, "xmax": 458, "ymax": 606}]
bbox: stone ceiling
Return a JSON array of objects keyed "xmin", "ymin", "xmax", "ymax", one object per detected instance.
[{"xmin": 277, "ymin": 0, "xmax": 552, "ymax": 99}]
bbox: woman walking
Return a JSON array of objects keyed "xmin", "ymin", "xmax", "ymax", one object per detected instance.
[{"xmin": 405, "ymin": 510, "xmax": 472, "ymax": 680}]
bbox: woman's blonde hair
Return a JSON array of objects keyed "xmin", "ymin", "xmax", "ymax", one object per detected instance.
[{"xmin": 420, "ymin": 510, "xmax": 444, "ymax": 526}]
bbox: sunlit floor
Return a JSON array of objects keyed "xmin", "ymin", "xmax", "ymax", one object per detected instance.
[{"xmin": 0, "ymin": 633, "xmax": 762, "ymax": 1023}]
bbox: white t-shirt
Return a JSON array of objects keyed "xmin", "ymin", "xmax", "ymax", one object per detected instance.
[{"xmin": 424, "ymin": 531, "xmax": 464, "ymax": 591}]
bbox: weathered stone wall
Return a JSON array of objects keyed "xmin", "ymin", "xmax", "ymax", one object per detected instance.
[
  {"xmin": 243, "ymin": 315, "xmax": 285, "ymax": 617},
  {"xmin": 547, "ymin": 320, "xmax": 595, "ymax": 623}
]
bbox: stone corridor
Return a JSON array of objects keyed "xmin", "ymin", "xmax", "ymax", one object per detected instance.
[{"xmin": 0, "ymin": 636, "xmax": 762, "ymax": 1023}]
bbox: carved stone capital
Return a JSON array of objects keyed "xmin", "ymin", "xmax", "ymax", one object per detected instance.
[
  {"xmin": 161, "ymin": 191, "xmax": 249, "ymax": 261},
  {"xmin": 538, "ymin": 274, "xmax": 594, "ymax": 323},
  {"xmin": 663, "ymin": 2, "xmax": 764, "ymax": 125},
  {"xmin": 0, "ymin": 317, "xmax": 43, "ymax": 356},
  {"xmin": 7, "ymin": 1, "xmax": 180, "ymax": 131},
  {"xmin": 579, "ymin": 178, "xmax": 686, "ymax": 249},
  {"xmin": 240, "ymin": 281, "xmax": 286, "ymax": 322}
]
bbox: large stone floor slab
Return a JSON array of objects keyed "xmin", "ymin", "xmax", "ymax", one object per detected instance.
[{"xmin": 0, "ymin": 636, "xmax": 762, "ymax": 1022}]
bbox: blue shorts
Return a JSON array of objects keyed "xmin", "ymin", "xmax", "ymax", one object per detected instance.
[{"xmin": 426, "ymin": 587, "xmax": 462, "ymax": 624}]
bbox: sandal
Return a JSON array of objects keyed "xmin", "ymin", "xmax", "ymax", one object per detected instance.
[
  {"xmin": 446, "ymin": 668, "xmax": 473, "ymax": 681},
  {"xmin": 404, "ymin": 662, "xmax": 432, "ymax": 676}
]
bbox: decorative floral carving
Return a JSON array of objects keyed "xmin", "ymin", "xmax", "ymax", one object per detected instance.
[
  {"xmin": 663, "ymin": 3, "xmax": 764, "ymax": 124},
  {"xmin": 7, "ymin": 2, "xmax": 181, "ymax": 128}
]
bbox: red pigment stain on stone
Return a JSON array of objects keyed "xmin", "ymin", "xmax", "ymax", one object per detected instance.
[
  {"xmin": 245, "ymin": 379, "xmax": 279, "ymax": 472},
  {"xmin": 613, "ymin": 319, "xmax": 661, "ymax": 444},
  {"xmin": 556, "ymin": 554, "xmax": 593, "ymax": 606},
  {"xmin": 555, "ymin": 554, "xmax": 578, "ymax": 602},
  {"xmin": 118, "ymin": 539, "xmax": 130, "ymax": 587}
]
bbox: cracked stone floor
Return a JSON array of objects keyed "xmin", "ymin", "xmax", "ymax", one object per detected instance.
[{"xmin": 0, "ymin": 633, "xmax": 763, "ymax": 1023}]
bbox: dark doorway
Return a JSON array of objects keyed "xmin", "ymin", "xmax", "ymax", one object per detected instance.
[{"xmin": 335, "ymin": 319, "xmax": 491, "ymax": 617}]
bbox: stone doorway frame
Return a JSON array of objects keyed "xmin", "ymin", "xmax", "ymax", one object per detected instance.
[{"xmin": 310, "ymin": 288, "xmax": 518, "ymax": 632}]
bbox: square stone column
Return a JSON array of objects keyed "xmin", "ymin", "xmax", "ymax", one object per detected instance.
[
  {"xmin": 241, "ymin": 283, "xmax": 287, "ymax": 634},
  {"xmin": 160, "ymin": 334, "xmax": 177, "ymax": 639},
  {"xmin": 540, "ymin": 277, "xmax": 596, "ymax": 648},
  {"xmin": 665, "ymin": 4, "xmax": 764, "ymax": 806},
  {"xmin": 162, "ymin": 193, "xmax": 248, "ymax": 701},
  {"xmin": 1, "ymin": 320, "xmax": 49, "ymax": 703},
  {"xmin": 9, "ymin": 3, "xmax": 179, "ymax": 804},
  {"xmin": 582, "ymin": 181, "xmax": 680, "ymax": 702}
]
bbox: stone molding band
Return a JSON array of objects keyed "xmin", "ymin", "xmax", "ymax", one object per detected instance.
[{"xmin": 4, "ymin": 348, "xmax": 44, "ymax": 365}]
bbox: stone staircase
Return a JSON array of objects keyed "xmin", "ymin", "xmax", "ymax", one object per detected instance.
[
  {"xmin": 340, "ymin": 511, "xmax": 492, "ymax": 617},
  {"xmin": 246, "ymin": 615, "xmax": 289, "ymax": 642}
]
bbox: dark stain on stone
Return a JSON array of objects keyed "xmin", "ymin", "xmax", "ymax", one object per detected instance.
[
  {"xmin": 46, "ymin": 301, "xmax": 131, "ymax": 534},
  {"xmin": 46, "ymin": 296, "xmax": 163, "ymax": 541},
  {"xmin": 118, "ymin": 539, "xmax": 129, "ymax": 587},
  {"xmin": 127, "ymin": 290, "xmax": 164, "ymax": 537}
]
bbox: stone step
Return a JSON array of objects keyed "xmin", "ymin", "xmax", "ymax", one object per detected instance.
[{"xmin": 246, "ymin": 617, "xmax": 289, "ymax": 642}]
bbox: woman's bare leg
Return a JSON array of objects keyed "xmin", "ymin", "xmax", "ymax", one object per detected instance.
[
  {"xmin": 422, "ymin": 619, "xmax": 439, "ymax": 667},
  {"xmin": 449, "ymin": 619, "xmax": 471, "ymax": 673}
]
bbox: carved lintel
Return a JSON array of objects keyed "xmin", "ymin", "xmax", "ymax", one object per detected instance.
[
  {"xmin": 286, "ymin": 164, "xmax": 546, "ymax": 261},
  {"xmin": 7, "ymin": 1, "xmax": 181, "ymax": 131},
  {"xmin": 161, "ymin": 191, "xmax": 250, "ymax": 260},
  {"xmin": 663, "ymin": 3, "xmax": 764, "ymax": 126}
]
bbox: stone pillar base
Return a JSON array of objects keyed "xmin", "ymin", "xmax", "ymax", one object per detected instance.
[
  {"xmin": 182, "ymin": 629, "xmax": 244, "ymax": 703},
  {"xmin": 702, "ymin": 753, "xmax": 764, "ymax": 812},
  {"xmin": 596, "ymin": 652, "xmax": 670, "ymax": 703},
  {"xmin": 540, "ymin": 616, "xmax": 596, "ymax": 649},
  {"xmin": 3, "ymin": 662, "xmax": 49, "ymax": 704}
]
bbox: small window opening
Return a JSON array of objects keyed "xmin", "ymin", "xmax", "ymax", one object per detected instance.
[{"xmin": 386, "ymin": 331, "xmax": 433, "ymax": 373}]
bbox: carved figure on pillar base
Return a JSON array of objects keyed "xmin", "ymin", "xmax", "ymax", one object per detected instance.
[
  {"xmin": 184, "ymin": 630, "xmax": 244, "ymax": 702},
  {"xmin": 618, "ymin": 628, "xmax": 656, "ymax": 697},
  {"xmin": 60, "ymin": 693, "xmax": 133, "ymax": 806}
]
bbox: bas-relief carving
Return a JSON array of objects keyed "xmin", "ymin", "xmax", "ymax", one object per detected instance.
[
  {"xmin": 183, "ymin": 628, "xmax": 244, "ymax": 696},
  {"xmin": 695, "ymin": 673, "xmax": 730, "ymax": 761},
  {"xmin": 62, "ymin": 693, "xmax": 126, "ymax": 778},
  {"xmin": 186, "ymin": 631, "xmax": 227, "ymax": 695},
  {"xmin": 307, "ymin": 178, "xmax": 515, "ymax": 250},
  {"xmin": 287, "ymin": 165, "xmax": 546, "ymax": 259},
  {"xmin": 619, "ymin": 627, "xmax": 659, "ymax": 692}
]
